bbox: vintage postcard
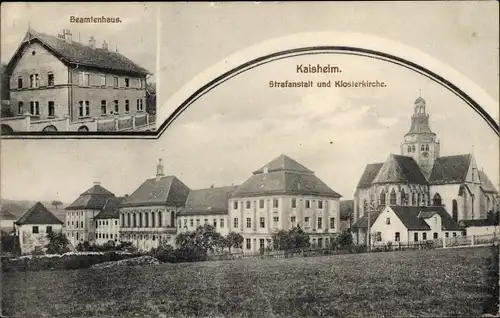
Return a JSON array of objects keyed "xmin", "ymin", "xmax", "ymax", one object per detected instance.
[
  {"xmin": 0, "ymin": 2, "xmax": 157, "ymax": 135},
  {"xmin": 1, "ymin": 1, "xmax": 499, "ymax": 317}
]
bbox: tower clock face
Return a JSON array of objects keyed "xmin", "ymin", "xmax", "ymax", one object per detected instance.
[{"xmin": 422, "ymin": 151, "xmax": 429, "ymax": 158}]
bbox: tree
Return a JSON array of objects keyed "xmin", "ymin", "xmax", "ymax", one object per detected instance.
[
  {"xmin": 271, "ymin": 226, "xmax": 310, "ymax": 251},
  {"xmin": 51, "ymin": 200, "xmax": 63, "ymax": 210},
  {"xmin": 225, "ymin": 231, "xmax": 244, "ymax": 251},
  {"xmin": 336, "ymin": 230, "xmax": 353, "ymax": 249},
  {"xmin": 45, "ymin": 231, "xmax": 70, "ymax": 254},
  {"xmin": 146, "ymin": 81, "xmax": 156, "ymax": 114}
]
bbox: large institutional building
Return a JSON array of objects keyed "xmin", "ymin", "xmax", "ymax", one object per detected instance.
[
  {"xmin": 2, "ymin": 27, "xmax": 154, "ymax": 132},
  {"xmin": 352, "ymin": 96, "xmax": 498, "ymax": 244}
]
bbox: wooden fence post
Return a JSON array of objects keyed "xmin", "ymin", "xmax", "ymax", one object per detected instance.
[{"xmin": 471, "ymin": 235, "xmax": 475, "ymax": 246}]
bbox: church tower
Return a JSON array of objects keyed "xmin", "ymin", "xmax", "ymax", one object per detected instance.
[{"xmin": 400, "ymin": 95, "xmax": 440, "ymax": 179}]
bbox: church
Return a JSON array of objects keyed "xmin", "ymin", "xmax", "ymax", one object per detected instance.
[{"xmin": 352, "ymin": 95, "xmax": 498, "ymax": 245}]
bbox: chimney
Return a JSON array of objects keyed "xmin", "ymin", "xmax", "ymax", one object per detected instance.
[
  {"xmin": 63, "ymin": 29, "xmax": 72, "ymax": 44},
  {"xmin": 89, "ymin": 36, "xmax": 96, "ymax": 48},
  {"xmin": 102, "ymin": 40, "xmax": 108, "ymax": 51},
  {"xmin": 156, "ymin": 158, "xmax": 164, "ymax": 181},
  {"xmin": 263, "ymin": 167, "xmax": 269, "ymax": 174},
  {"xmin": 93, "ymin": 181, "xmax": 101, "ymax": 186}
]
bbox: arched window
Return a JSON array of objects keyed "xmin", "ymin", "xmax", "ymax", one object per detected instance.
[
  {"xmin": 127, "ymin": 213, "xmax": 131, "ymax": 227},
  {"xmin": 152, "ymin": 212, "xmax": 156, "ymax": 227},
  {"xmin": 421, "ymin": 145, "xmax": 425, "ymax": 151},
  {"xmin": 170, "ymin": 211, "xmax": 175, "ymax": 227},
  {"xmin": 401, "ymin": 189, "xmax": 407, "ymax": 205},
  {"xmin": 407, "ymin": 146, "xmax": 411, "ymax": 153},
  {"xmin": 433, "ymin": 193, "xmax": 442, "ymax": 206},
  {"xmin": 158, "ymin": 211, "xmax": 162, "ymax": 227},
  {"xmin": 139, "ymin": 212, "xmax": 143, "ymax": 227},
  {"xmin": 121, "ymin": 214, "xmax": 125, "ymax": 227},
  {"xmin": 425, "ymin": 144, "xmax": 429, "ymax": 151},
  {"xmin": 411, "ymin": 145, "xmax": 415, "ymax": 152},
  {"xmin": 416, "ymin": 193, "xmax": 421, "ymax": 206},
  {"xmin": 411, "ymin": 192, "xmax": 416, "ymax": 206},
  {"xmin": 133, "ymin": 213, "xmax": 137, "ymax": 227},
  {"xmin": 452, "ymin": 200, "xmax": 458, "ymax": 222},
  {"xmin": 390, "ymin": 188, "xmax": 397, "ymax": 205},
  {"xmin": 145, "ymin": 212, "xmax": 149, "ymax": 228},
  {"xmin": 379, "ymin": 189, "xmax": 386, "ymax": 206}
]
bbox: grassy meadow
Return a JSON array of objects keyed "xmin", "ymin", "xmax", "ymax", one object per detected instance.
[{"xmin": 2, "ymin": 246, "xmax": 498, "ymax": 317}]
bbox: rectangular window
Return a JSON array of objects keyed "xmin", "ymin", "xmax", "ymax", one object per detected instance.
[
  {"xmin": 140, "ymin": 99, "xmax": 144, "ymax": 111},
  {"xmin": 213, "ymin": 219, "xmax": 217, "ymax": 228},
  {"xmin": 452, "ymin": 232, "xmax": 457, "ymax": 237},
  {"xmin": 423, "ymin": 233, "xmax": 427, "ymax": 240},
  {"xmin": 305, "ymin": 200, "xmax": 310, "ymax": 209},
  {"xmin": 246, "ymin": 201, "xmax": 251, "ymax": 209},
  {"xmin": 100, "ymin": 74, "xmax": 106, "ymax": 86},
  {"xmin": 189, "ymin": 219, "xmax": 193, "ymax": 227},
  {"xmin": 204, "ymin": 219, "xmax": 208, "ymax": 224},
  {"xmin": 114, "ymin": 100, "xmax": 119, "ymax": 113},
  {"xmin": 273, "ymin": 216, "xmax": 279, "ymax": 223},
  {"xmin": 233, "ymin": 201, "xmax": 238, "ymax": 209},
  {"xmin": 259, "ymin": 200, "xmax": 264, "ymax": 209},
  {"xmin": 79, "ymin": 72, "xmax": 89, "ymax": 86},
  {"xmin": 184, "ymin": 219, "xmax": 188, "ymax": 227},
  {"xmin": 395, "ymin": 232, "xmax": 400, "ymax": 242},
  {"xmin": 196, "ymin": 219, "xmax": 200, "ymax": 226},
  {"xmin": 318, "ymin": 238, "xmax": 323, "ymax": 248},
  {"xmin": 48, "ymin": 101, "xmax": 55, "ymax": 117},
  {"xmin": 433, "ymin": 232, "xmax": 438, "ymax": 239},
  {"xmin": 48, "ymin": 73, "xmax": 54, "ymax": 86},
  {"xmin": 318, "ymin": 200, "xmax": 323, "ymax": 209},
  {"xmin": 246, "ymin": 238, "xmax": 251, "ymax": 250},
  {"xmin": 136, "ymin": 99, "xmax": 140, "ymax": 111},
  {"xmin": 17, "ymin": 77, "xmax": 23, "ymax": 89},
  {"xmin": 17, "ymin": 101, "xmax": 23, "ymax": 114},
  {"xmin": 140, "ymin": 78, "xmax": 144, "ymax": 89},
  {"xmin": 35, "ymin": 74, "xmax": 39, "ymax": 88},
  {"xmin": 305, "ymin": 217, "xmax": 310, "ymax": 226},
  {"xmin": 85, "ymin": 101, "xmax": 90, "ymax": 116},
  {"xmin": 101, "ymin": 100, "xmax": 107, "ymax": 115},
  {"xmin": 234, "ymin": 218, "xmax": 239, "ymax": 228},
  {"xmin": 125, "ymin": 100, "xmax": 130, "ymax": 113},
  {"xmin": 260, "ymin": 217, "xmax": 265, "ymax": 228},
  {"xmin": 246, "ymin": 218, "xmax": 251, "ymax": 228},
  {"xmin": 291, "ymin": 216, "xmax": 296, "ymax": 224},
  {"xmin": 46, "ymin": 226, "xmax": 52, "ymax": 233},
  {"xmin": 79, "ymin": 101, "xmax": 84, "ymax": 117},
  {"xmin": 386, "ymin": 218, "xmax": 391, "ymax": 225},
  {"xmin": 113, "ymin": 76, "xmax": 118, "ymax": 87},
  {"xmin": 29, "ymin": 74, "xmax": 34, "ymax": 88},
  {"xmin": 220, "ymin": 218, "xmax": 224, "ymax": 228},
  {"xmin": 329, "ymin": 217, "xmax": 335, "ymax": 229},
  {"xmin": 125, "ymin": 78, "xmax": 130, "ymax": 88},
  {"xmin": 259, "ymin": 238, "xmax": 265, "ymax": 250},
  {"xmin": 34, "ymin": 102, "xmax": 39, "ymax": 115},
  {"xmin": 445, "ymin": 232, "xmax": 449, "ymax": 238},
  {"xmin": 32, "ymin": 226, "xmax": 39, "ymax": 234},
  {"xmin": 317, "ymin": 217, "xmax": 323, "ymax": 229},
  {"xmin": 414, "ymin": 232, "xmax": 419, "ymax": 242},
  {"xmin": 273, "ymin": 199, "xmax": 279, "ymax": 208},
  {"xmin": 291, "ymin": 198, "xmax": 297, "ymax": 208}
]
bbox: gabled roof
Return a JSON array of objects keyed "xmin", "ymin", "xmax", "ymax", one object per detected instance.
[
  {"xmin": 429, "ymin": 154, "xmax": 472, "ymax": 185},
  {"xmin": 7, "ymin": 29, "xmax": 150, "ymax": 76},
  {"xmin": 178, "ymin": 186, "xmax": 239, "ymax": 216},
  {"xmin": 0, "ymin": 208, "xmax": 17, "ymax": 220},
  {"xmin": 340, "ymin": 200, "xmax": 353, "ymax": 220},
  {"xmin": 351, "ymin": 206, "xmax": 385, "ymax": 228},
  {"xmin": 66, "ymin": 183, "xmax": 116, "ymax": 210},
  {"xmin": 356, "ymin": 163, "xmax": 384, "ymax": 189},
  {"xmin": 120, "ymin": 176, "xmax": 191, "ymax": 207},
  {"xmin": 372, "ymin": 154, "xmax": 428, "ymax": 185},
  {"xmin": 479, "ymin": 170, "xmax": 498, "ymax": 194},
  {"xmin": 390, "ymin": 206, "xmax": 460, "ymax": 231},
  {"xmin": 95, "ymin": 197, "xmax": 125, "ymax": 219},
  {"xmin": 253, "ymin": 154, "xmax": 314, "ymax": 174},
  {"xmin": 15, "ymin": 202, "xmax": 63, "ymax": 225}
]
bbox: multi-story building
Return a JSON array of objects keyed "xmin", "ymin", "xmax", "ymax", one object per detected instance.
[
  {"xmin": 228, "ymin": 154, "xmax": 343, "ymax": 253},
  {"xmin": 65, "ymin": 182, "xmax": 116, "ymax": 247},
  {"xmin": 15, "ymin": 202, "xmax": 64, "ymax": 254},
  {"xmin": 2, "ymin": 27, "xmax": 155, "ymax": 132},
  {"xmin": 94, "ymin": 197, "xmax": 123, "ymax": 245},
  {"xmin": 177, "ymin": 185, "xmax": 239, "ymax": 236},
  {"xmin": 119, "ymin": 159, "xmax": 191, "ymax": 251},
  {"xmin": 352, "ymin": 95, "xmax": 498, "ymax": 244}
]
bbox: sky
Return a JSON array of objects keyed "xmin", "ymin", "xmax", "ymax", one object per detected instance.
[
  {"xmin": 0, "ymin": 2, "xmax": 157, "ymax": 83},
  {"xmin": 1, "ymin": 2, "xmax": 498, "ymax": 204}
]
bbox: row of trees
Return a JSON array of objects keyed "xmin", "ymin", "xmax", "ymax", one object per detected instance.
[{"xmin": 271, "ymin": 226, "xmax": 354, "ymax": 251}]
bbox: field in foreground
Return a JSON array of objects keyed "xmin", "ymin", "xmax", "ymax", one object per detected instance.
[{"xmin": 2, "ymin": 246, "xmax": 497, "ymax": 317}]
